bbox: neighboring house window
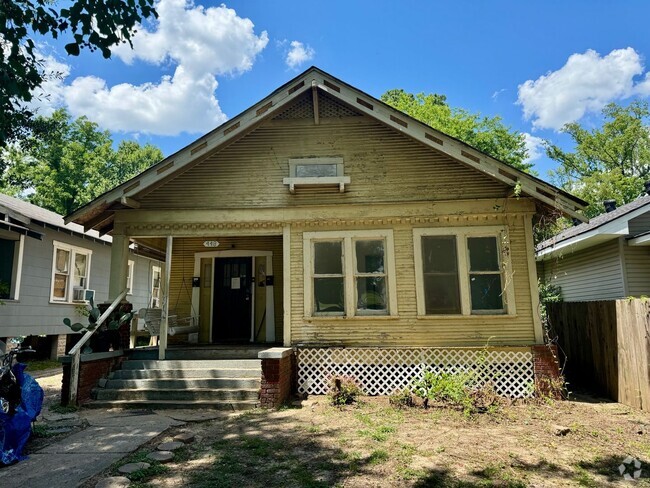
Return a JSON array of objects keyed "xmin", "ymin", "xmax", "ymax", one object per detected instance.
[
  {"xmin": 126, "ymin": 260, "xmax": 135, "ymax": 295},
  {"xmin": 51, "ymin": 241, "xmax": 92, "ymax": 303},
  {"xmin": 304, "ymin": 230, "xmax": 397, "ymax": 317},
  {"xmin": 151, "ymin": 265, "xmax": 161, "ymax": 308},
  {"xmin": 0, "ymin": 234, "xmax": 24, "ymax": 300},
  {"xmin": 413, "ymin": 227, "xmax": 515, "ymax": 316}
]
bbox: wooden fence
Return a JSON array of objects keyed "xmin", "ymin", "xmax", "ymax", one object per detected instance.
[{"xmin": 548, "ymin": 299, "xmax": 650, "ymax": 411}]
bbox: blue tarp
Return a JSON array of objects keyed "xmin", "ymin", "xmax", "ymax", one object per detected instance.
[{"xmin": 0, "ymin": 363, "xmax": 44, "ymax": 465}]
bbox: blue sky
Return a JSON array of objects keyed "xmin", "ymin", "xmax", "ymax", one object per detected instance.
[{"xmin": 31, "ymin": 0, "xmax": 650, "ymax": 181}]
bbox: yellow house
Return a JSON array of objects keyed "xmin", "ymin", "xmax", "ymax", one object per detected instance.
[{"xmin": 66, "ymin": 67, "xmax": 586, "ymax": 404}]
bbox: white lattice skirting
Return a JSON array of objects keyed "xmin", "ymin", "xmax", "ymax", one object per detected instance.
[{"xmin": 296, "ymin": 347, "xmax": 535, "ymax": 398}]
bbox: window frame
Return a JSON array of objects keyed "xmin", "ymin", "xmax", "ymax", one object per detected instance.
[
  {"xmin": 0, "ymin": 232, "xmax": 25, "ymax": 301},
  {"xmin": 413, "ymin": 226, "xmax": 516, "ymax": 317},
  {"xmin": 303, "ymin": 230, "xmax": 398, "ymax": 318},
  {"xmin": 50, "ymin": 240, "xmax": 92, "ymax": 304},
  {"xmin": 150, "ymin": 265, "xmax": 161, "ymax": 308},
  {"xmin": 126, "ymin": 260, "xmax": 135, "ymax": 295}
]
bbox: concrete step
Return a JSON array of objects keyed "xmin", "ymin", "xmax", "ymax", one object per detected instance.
[
  {"xmin": 128, "ymin": 347, "xmax": 266, "ymax": 360},
  {"xmin": 110, "ymin": 367, "xmax": 261, "ymax": 380},
  {"xmin": 94, "ymin": 388, "xmax": 260, "ymax": 402},
  {"xmin": 105, "ymin": 377, "xmax": 261, "ymax": 390},
  {"xmin": 85, "ymin": 399, "xmax": 258, "ymax": 411},
  {"xmin": 120, "ymin": 359, "xmax": 261, "ymax": 370}
]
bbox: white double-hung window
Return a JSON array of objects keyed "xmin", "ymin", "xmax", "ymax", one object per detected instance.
[
  {"xmin": 304, "ymin": 230, "xmax": 397, "ymax": 317},
  {"xmin": 413, "ymin": 226, "xmax": 515, "ymax": 316},
  {"xmin": 51, "ymin": 241, "xmax": 92, "ymax": 303}
]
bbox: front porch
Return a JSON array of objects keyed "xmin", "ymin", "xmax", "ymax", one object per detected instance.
[{"xmin": 108, "ymin": 232, "xmax": 287, "ymax": 360}]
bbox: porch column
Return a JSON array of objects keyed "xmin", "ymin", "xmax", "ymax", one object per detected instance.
[
  {"xmin": 282, "ymin": 224, "xmax": 291, "ymax": 347},
  {"xmin": 108, "ymin": 234, "xmax": 130, "ymax": 301},
  {"xmin": 159, "ymin": 236, "xmax": 173, "ymax": 360}
]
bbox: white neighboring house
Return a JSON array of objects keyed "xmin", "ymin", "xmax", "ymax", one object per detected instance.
[
  {"xmin": 536, "ymin": 186, "xmax": 650, "ymax": 301},
  {"xmin": 0, "ymin": 193, "xmax": 164, "ymax": 358}
]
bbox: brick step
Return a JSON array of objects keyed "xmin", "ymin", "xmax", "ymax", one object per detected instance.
[
  {"xmin": 110, "ymin": 368, "xmax": 261, "ymax": 380},
  {"xmin": 84, "ymin": 399, "xmax": 258, "ymax": 411},
  {"xmin": 93, "ymin": 387, "xmax": 260, "ymax": 402},
  {"xmin": 120, "ymin": 359, "xmax": 261, "ymax": 370},
  {"xmin": 105, "ymin": 377, "xmax": 261, "ymax": 390}
]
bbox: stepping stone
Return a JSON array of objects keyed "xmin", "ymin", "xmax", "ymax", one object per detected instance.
[
  {"xmin": 174, "ymin": 432, "xmax": 195, "ymax": 444},
  {"xmin": 96, "ymin": 477, "xmax": 130, "ymax": 488},
  {"xmin": 118, "ymin": 462, "xmax": 150, "ymax": 474},
  {"xmin": 147, "ymin": 450, "xmax": 174, "ymax": 463},
  {"xmin": 157, "ymin": 441, "xmax": 183, "ymax": 451}
]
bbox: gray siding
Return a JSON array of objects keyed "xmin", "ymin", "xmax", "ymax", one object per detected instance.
[
  {"xmin": 0, "ymin": 228, "xmax": 152, "ymax": 337},
  {"xmin": 623, "ymin": 243, "xmax": 650, "ymax": 297},
  {"xmin": 539, "ymin": 239, "xmax": 625, "ymax": 302},
  {"xmin": 628, "ymin": 210, "xmax": 650, "ymax": 236}
]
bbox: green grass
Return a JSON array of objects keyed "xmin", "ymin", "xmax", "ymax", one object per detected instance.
[
  {"xmin": 24, "ymin": 360, "xmax": 61, "ymax": 371},
  {"xmin": 368, "ymin": 449, "xmax": 390, "ymax": 465},
  {"xmin": 49, "ymin": 403, "xmax": 78, "ymax": 414}
]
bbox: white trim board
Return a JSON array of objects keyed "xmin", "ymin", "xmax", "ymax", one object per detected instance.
[{"xmin": 192, "ymin": 250, "xmax": 275, "ymax": 344}]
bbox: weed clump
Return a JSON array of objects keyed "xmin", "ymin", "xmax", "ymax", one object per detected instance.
[{"xmin": 328, "ymin": 376, "xmax": 362, "ymax": 406}]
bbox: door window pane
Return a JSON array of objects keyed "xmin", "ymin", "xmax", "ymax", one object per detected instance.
[
  {"xmin": 314, "ymin": 277, "xmax": 344, "ymax": 312},
  {"xmin": 468, "ymin": 237, "xmax": 500, "ymax": 272},
  {"xmin": 470, "ymin": 274, "xmax": 504, "ymax": 311},
  {"xmin": 355, "ymin": 240, "xmax": 384, "ymax": 273},
  {"xmin": 314, "ymin": 241, "xmax": 343, "ymax": 274}
]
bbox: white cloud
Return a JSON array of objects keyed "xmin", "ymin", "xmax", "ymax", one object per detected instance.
[
  {"xmin": 517, "ymin": 48, "xmax": 650, "ymax": 130},
  {"xmin": 29, "ymin": 0, "xmax": 268, "ymax": 136},
  {"xmin": 522, "ymin": 133, "xmax": 545, "ymax": 165},
  {"xmin": 24, "ymin": 53, "xmax": 70, "ymax": 116},
  {"xmin": 285, "ymin": 41, "xmax": 315, "ymax": 69}
]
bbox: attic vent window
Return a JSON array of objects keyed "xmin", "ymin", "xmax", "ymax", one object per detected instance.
[{"xmin": 283, "ymin": 157, "xmax": 350, "ymax": 194}]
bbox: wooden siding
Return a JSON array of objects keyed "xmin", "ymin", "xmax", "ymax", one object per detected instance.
[
  {"xmin": 538, "ymin": 239, "xmax": 625, "ymax": 302},
  {"xmin": 0, "ymin": 228, "xmax": 151, "ymax": 337},
  {"xmin": 138, "ymin": 106, "xmax": 509, "ymax": 210},
  {"xmin": 167, "ymin": 236, "xmax": 283, "ymax": 342},
  {"xmin": 628, "ymin": 209, "xmax": 650, "ymax": 236},
  {"xmin": 623, "ymin": 243, "xmax": 650, "ymax": 297},
  {"xmin": 289, "ymin": 213, "xmax": 537, "ymax": 347}
]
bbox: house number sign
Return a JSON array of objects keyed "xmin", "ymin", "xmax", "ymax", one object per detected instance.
[{"xmin": 203, "ymin": 240, "xmax": 220, "ymax": 248}]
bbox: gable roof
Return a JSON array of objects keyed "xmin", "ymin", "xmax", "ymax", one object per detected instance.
[
  {"xmin": 536, "ymin": 194, "xmax": 650, "ymax": 260},
  {"xmin": 65, "ymin": 66, "xmax": 587, "ymax": 232},
  {"xmin": 0, "ymin": 193, "xmax": 110, "ymax": 243}
]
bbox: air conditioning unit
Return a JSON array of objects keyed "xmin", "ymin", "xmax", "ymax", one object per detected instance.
[
  {"xmin": 84, "ymin": 289, "xmax": 95, "ymax": 302},
  {"xmin": 72, "ymin": 287, "xmax": 92, "ymax": 302}
]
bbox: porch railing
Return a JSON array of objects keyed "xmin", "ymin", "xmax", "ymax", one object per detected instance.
[{"xmin": 68, "ymin": 289, "xmax": 128, "ymax": 405}]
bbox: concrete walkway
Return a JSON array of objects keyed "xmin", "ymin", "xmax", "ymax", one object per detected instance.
[{"xmin": 0, "ymin": 409, "xmax": 183, "ymax": 488}]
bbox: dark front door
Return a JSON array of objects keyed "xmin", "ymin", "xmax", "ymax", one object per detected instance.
[{"xmin": 213, "ymin": 257, "xmax": 252, "ymax": 342}]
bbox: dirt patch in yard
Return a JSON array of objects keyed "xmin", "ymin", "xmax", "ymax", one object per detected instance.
[{"xmin": 94, "ymin": 395, "xmax": 650, "ymax": 487}]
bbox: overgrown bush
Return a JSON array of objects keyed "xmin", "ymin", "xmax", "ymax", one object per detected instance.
[
  {"xmin": 412, "ymin": 369, "xmax": 476, "ymax": 414},
  {"xmin": 538, "ymin": 279, "xmax": 562, "ymax": 324},
  {"xmin": 328, "ymin": 375, "xmax": 362, "ymax": 406},
  {"xmin": 388, "ymin": 388, "xmax": 414, "ymax": 408}
]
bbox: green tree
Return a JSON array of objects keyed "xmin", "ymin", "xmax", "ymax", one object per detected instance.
[
  {"xmin": 546, "ymin": 101, "xmax": 650, "ymax": 218},
  {"xmin": 1, "ymin": 0, "xmax": 157, "ymax": 147},
  {"xmin": 1, "ymin": 109, "xmax": 162, "ymax": 215},
  {"xmin": 381, "ymin": 89, "xmax": 532, "ymax": 172}
]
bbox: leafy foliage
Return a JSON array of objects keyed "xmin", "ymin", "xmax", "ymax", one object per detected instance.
[
  {"xmin": 411, "ymin": 369, "xmax": 475, "ymax": 413},
  {"xmin": 381, "ymin": 89, "xmax": 533, "ymax": 173},
  {"xmin": 63, "ymin": 296, "xmax": 135, "ymax": 333},
  {"xmin": 1, "ymin": 0, "xmax": 157, "ymax": 147},
  {"xmin": 1, "ymin": 109, "xmax": 162, "ymax": 215},
  {"xmin": 538, "ymin": 279, "xmax": 562, "ymax": 324},
  {"xmin": 546, "ymin": 101, "xmax": 650, "ymax": 218},
  {"xmin": 388, "ymin": 388, "xmax": 414, "ymax": 408},
  {"xmin": 328, "ymin": 376, "xmax": 362, "ymax": 406}
]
